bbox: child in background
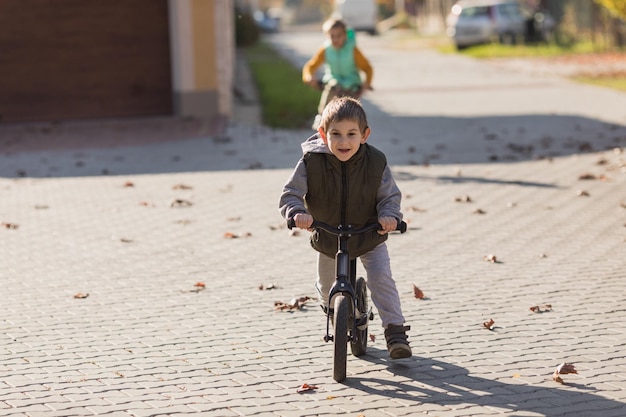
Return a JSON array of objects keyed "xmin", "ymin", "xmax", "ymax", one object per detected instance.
[
  {"xmin": 303, "ymin": 18, "xmax": 373, "ymax": 129},
  {"xmin": 279, "ymin": 97, "xmax": 411, "ymax": 359}
]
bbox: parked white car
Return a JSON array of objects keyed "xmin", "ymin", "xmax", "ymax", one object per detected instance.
[
  {"xmin": 334, "ymin": 0, "xmax": 378, "ymax": 35},
  {"xmin": 446, "ymin": 0, "xmax": 536, "ymax": 50}
]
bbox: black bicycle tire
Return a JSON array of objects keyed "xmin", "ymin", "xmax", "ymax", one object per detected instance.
[
  {"xmin": 332, "ymin": 295, "xmax": 349, "ymax": 382},
  {"xmin": 351, "ymin": 277, "xmax": 368, "ymax": 357}
]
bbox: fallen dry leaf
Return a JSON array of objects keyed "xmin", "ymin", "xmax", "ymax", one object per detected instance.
[
  {"xmin": 454, "ymin": 195, "xmax": 472, "ymax": 203},
  {"xmin": 223, "ymin": 232, "xmax": 252, "ymax": 239},
  {"xmin": 530, "ymin": 304, "xmax": 552, "ymax": 313},
  {"xmin": 553, "ymin": 363, "xmax": 578, "ymax": 384},
  {"xmin": 413, "ymin": 284, "xmax": 425, "ymax": 299},
  {"xmin": 259, "ymin": 283, "xmax": 277, "ymax": 290},
  {"xmin": 578, "ymin": 173, "xmax": 596, "ymax": 180},
  {"xmin": 484, "ymin": 254, "xmax": 498, "ymax": 263},
  {"xmin": 173, "ymin": 184, "xmax": 193, "ymax": 190},
  {"xmin": 170, "ymin": 199, "xmax": 193, "ymax": 207},
  {"xmin": 73, "ymin": 293, "xmax": 89, "ymax": 299},
  {"xmin": 274, "ymin": 296, "xmax": 313, "ymax": 311},
  {"xmin": 296, "ymin": 383, "xmax": 318, "ymax": 393},
  {"xmin": 473, "ymin": 208, "xmax": 486, "ymax": 215},
  {"xmin": 139, "ymin": 201, "xmax": 155, "ymax": 207},
  {"xmin": 406, "ymin": 206, "xmax": 427, "ymax": 213},
  {"xmin": 123, "ymin": 181, "xmax": 134, "ymax": 187},
  {"xmin": 188, "ymin": 282, "xmax": 206, "ymax": 293},
  {"xmin": 577, "ymin": 190, "xmax": 590, "ymax": 197},
  {"xmin": 1, "ymin": 222, "xmax": 19, "ymax": 229},
  {"xmin": 483, "ymin": 318, "xmax": 495, "ymax": 330}
]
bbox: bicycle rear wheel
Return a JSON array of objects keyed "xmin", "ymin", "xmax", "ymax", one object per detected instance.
[
  {"xmin": 351, "ymin": 277, "xmax": 368, "ymax": 357},
  {"xmin": 332, "ymin": 295, "xmax": 349, "ymax": 382}
]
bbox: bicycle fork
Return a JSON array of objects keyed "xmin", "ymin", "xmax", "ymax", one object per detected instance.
[{"xmin": 324, "ymin": 255, "xmax": 371, "ymax": 343}]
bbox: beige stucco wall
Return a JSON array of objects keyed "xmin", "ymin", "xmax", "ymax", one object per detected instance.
[{"xmin": 168, "ymin": 0, "xmax": 234, "ymax": 120}]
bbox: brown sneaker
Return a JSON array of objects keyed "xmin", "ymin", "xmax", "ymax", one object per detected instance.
[{"xmin": 385, "ymin": 324, "xmax": 412, "ymax": 359}]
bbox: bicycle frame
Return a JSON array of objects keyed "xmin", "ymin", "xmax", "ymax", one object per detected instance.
[{"xmin": 324, "ymin": 226, "xmax": 357, "ymax": 342}]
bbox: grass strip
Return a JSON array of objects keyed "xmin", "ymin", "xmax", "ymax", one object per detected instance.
[{"xmin": 244, "ymin": 41, "xmax": 320, "ymax": 129}]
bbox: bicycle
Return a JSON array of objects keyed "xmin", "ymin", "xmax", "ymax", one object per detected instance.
[
  {"xmin": 288, "ymin": 218, "xmax": 407, "ymax": 382},
  {"xmin": 310, "ymin": 79, "xmax": 372, "ymax": 130}
]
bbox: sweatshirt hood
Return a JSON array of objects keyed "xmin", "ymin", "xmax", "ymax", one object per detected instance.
[{"xmin": 301, "ymin": 133, "xmax": 331, "ymax": 155}]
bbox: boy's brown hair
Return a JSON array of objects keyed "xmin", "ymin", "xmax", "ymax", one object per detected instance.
[{"xmin": 319, "ymin": 96, "xmax": 369, "ymax": 134}]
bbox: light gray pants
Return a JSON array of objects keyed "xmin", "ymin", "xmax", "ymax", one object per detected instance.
[{"xmin": 315, "ymin": 242, "xmax": 405, "ymax": 328}]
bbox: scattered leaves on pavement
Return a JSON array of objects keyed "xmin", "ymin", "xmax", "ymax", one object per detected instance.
[
  {"xmin": 73, "ymin": 293, "xmax": 89, "ymax": 299},
  {"xmin": 123, "ymin": 181, "xmax": 134, "ymax": 187},
  {"xmin": 553, "ymin": 363, "xmax": 578, "ymax": 384},
  {"xmin": 530, "ymin": 304, "xmax": 553, "ymax": 313},
  {"xmin": 473, "ymin": 208, "xmax": 486, "ymax": 215},
  {"xmin": 483, "ymin": 318, "xmax": 495, "ymax": 330},
  {"xmin": 413, "ymin": 284, "xmax": 425, "ymax": 300},
  {"xmin": 296, "ymin": 383, "xmax": 318, "ymax": 393},
  {"xmin": 1, "ymin": 222, "xmax": 19, "ymax": 229}
]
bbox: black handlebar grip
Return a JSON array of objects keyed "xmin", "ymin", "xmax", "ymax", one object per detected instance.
[
  {"xmin": 287, "ymin": 218, "xmax": 296, "ymax": 230},
  {"xmin": 398, "ymin": 221, "xmax": 407, "ymax": 233}
]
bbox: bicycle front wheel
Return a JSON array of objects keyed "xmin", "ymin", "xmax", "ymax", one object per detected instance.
[
  {"xmin": 351, "ymin": 277, "xmax": 368, "ymax": 357},
  {"xmin": 332, "ymin": 295, "xmax": 349, "ymax": 382}
]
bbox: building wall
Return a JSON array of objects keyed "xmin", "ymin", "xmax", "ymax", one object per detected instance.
[{"xmin": 169, "ymin": 0, "xmax": 234, "ymax": 121}]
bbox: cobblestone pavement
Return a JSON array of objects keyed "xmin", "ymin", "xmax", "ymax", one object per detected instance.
[{"xmin": 2, "ymin": 32, "xmax": 626, "ymax": 417}]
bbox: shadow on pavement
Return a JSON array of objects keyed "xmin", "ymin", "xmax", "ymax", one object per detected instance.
[
  {"xmin": 0, "ymin": 110, "xmax": 624, "ymax": 179},
  {"xmin": 349, "ymin": 352, "xmax": 626, "ymax": 416}
]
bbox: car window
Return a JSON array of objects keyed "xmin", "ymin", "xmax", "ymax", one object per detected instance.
[
  {"xmin": 496, "ymin": 3, "xmax": 522, "ymax": 19},
  {"xmin": 459, "ymin": 6, "xmax": 490, "ymax": 18}
]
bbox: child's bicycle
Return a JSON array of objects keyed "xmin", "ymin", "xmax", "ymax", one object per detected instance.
[
  {"xmin": 288, "ymin": 218, "xmax": 407, "ymax": 382},
  {"xmin": 310, "ymin": 79, "xmax": 372, "ymax": 130}
]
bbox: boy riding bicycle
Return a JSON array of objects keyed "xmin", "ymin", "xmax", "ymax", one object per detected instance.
[
  {"xmin": 279, "ymin": 97, "xmax": 411, "ymax": 360},
  {"xmin": 303, "ymin": 18, "xmax": 373, "ymax": 129}
]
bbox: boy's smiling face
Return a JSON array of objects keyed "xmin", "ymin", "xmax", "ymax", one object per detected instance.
[{"xmin": 319, "ymin": 119, "xmax": 370, "ymax": 162}]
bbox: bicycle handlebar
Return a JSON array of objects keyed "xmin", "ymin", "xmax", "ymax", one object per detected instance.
[{"xmin": 287, "ymin": 218, "xmax": 407, "ymax": 234}]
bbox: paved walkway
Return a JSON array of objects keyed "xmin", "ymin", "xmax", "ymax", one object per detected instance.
[{"xmin": 1, "ymin": 35, "xmax": 626, "ymax": 417}]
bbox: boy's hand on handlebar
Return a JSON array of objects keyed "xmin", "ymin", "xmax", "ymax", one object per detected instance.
[
  {"xmin": 378, "ymin": 216, "xmax": 397, "ymax": 235},
  {"xmin": 294, "ymin": 213, "xmax": 314, "ymax": 230}
]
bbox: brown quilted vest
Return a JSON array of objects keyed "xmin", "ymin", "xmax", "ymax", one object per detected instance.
[{"xmin": 303, "ymin": 143, "xmax": 388, "ymax": 259}]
